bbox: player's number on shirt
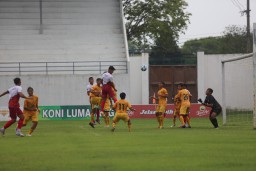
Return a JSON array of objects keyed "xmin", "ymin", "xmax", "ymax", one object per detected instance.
[
  {"xmin": 118, "ymin": 103, "xmax": 125, "ymax": 112},
  {"xmin": 183, "ymin": 94, "xmax": 189, "ymax": 101}
]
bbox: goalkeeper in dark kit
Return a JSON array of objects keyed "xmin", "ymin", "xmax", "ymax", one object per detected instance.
[{"xmin": 198, "ymin": 88, "xmax": 222, "ymax": 129}]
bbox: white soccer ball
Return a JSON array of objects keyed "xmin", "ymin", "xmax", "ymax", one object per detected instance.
[{"xmin": 141, "ymin": 64, "xmax": 148, "ymax": 71}]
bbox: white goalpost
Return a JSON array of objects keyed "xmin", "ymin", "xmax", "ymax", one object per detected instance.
[{"xmin": 221, "ymin": 23, "xmax": 256, "ymax": 128}]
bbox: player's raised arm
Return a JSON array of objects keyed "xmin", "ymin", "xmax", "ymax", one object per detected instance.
[
  {"xmin": 18, "ymin": 92, "xmax": 30, "ymax": 99},
  {"xmin": 0, "ymin": 91, "xmax": 9, "ymax": 97}
]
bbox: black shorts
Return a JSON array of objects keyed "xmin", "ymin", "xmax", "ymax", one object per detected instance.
[{"xmin": 211, "ymin": 107, "xmax": 222, "ymax": 116}]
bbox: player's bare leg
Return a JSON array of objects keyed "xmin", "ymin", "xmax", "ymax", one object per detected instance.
[
  {"xmin": 128, "ymin": 120, "xmax": 131, "ymax": 132},
  {"xmin": 89, "ymin": 109, "xmax": 95, "ymax": 128},
  {"xmin": 96, "ymin": 108, "xmax": 100, "ymax": 124},
  {"xmin": 155, "ymin": 113, "xmax": 161, "ymax": 128},
  {"xmin": 27, "ymin": 121, "xmax": 38, "ymax": 136}
]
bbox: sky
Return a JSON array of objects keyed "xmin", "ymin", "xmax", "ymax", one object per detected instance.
[{"xmin": 178, "ymin": 0, "xmax": 256, "ymax": 46}]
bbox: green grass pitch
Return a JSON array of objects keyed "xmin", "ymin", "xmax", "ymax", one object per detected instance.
[{"xmin": 0, "ymin": 118, "xmax": 255, "ymax": 171}]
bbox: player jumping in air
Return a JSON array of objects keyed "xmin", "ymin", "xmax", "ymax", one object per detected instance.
[
  {"xmin": 177, "ymin": 83, "xmax": 192, "ymax": 128},
  {"xmin": 89, "ymin": 78, "xmax": 102, "ymax": 128},
  {"xmin": 22, "ymin": 87, "xmax": 39, "ymax": 136},
  {"xmin": 151, "ymin": 82, "xmax": 168, "ymax": 129},
  {"xmin": 171, "ymin": 84, "xmax": 182, "ymax": 127},
  {"xmin": 100, "ymin": 66, "xmax": 117, "ymax": 113},
  {"xmin": 198, "ymin": 88, "xmax": 222, "ymax": 129},
  {"xmin": 102, "ymin": 89, "xmax": 117, "ymax": 128},
  {"xmin": 111, "ymin": 92, "xmax": 135, "ymax": 132},
  {"xmin": 0, "ymin": 78, "xmax": 30, "ymax": 137},
  {"xmin": 86, "ymin": 77, "xmax": 100, "ymax": 124}
]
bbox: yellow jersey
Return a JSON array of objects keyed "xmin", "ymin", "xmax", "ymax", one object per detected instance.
[
  {"xmin": 23, "ymin": 95, "xmax": 38, "ymax": 115},
  {"xmin": 90, "ymin": 85, "xmax": 102, "ymax": 97},
  {"xmin": 174, "ymin": 94, "xmax": 181, "ymax": 109},
  {"xmin": 113, "ymin": 99, "xmax": 132, "ymax": 114},
  {"xmin": 157, "ymin": 88, "xmax": 168, "ymax": 105},
  {"xmin": 177, "ymin": 89, "xmax": 191, "ymax": 106}
]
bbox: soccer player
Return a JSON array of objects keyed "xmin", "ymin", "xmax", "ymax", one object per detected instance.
[
  {"xmin": 86, "ymin": 77, "xmax": 100, "ymax": 123},
  {"xmin": 100, "ymin": 66, "xmax": 117, "ymax": 114},
  {"xmin": 89, "ymin": 78, "xmax": 102, "ymax": 128},
  {"xmin": 102, "ymin": 89, "xmax": 117, "ymax": 128},
  {"xmin": 22, "ymin": 87, "xmax": 39, "ymax": 136},
  {"xmin": 86, "ymin": 77, "xmax": 94, "ymax": 96},
  {"xmin": 111, "ymin": 92, "xmax": 135, "ymax": 132},
  {"xmin": 151, "ymin": 82, "xmax": 168, "ymax": 129},
  {"xmin": 198, "ymin": 88, "xmax": 222, "ymax": 129},
  {"xmin": 171, "ymin": 84, "xmax": 182, "ymax": 127},
  {"xmin": 177, "ymin": 83, "xmax": 192, "ymax": 128},
  {"xmin": 0, "ymin": 78, "xmax": 30, "ymax": 137}
]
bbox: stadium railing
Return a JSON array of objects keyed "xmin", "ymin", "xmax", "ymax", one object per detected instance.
[{"xmin": 0, "ymin": 61, "xmax": 128, "ymax": 75}]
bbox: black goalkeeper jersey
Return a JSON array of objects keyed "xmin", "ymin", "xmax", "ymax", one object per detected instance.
[{"xmin": 204, "ymin": 95, "xmax": 222, "ymax": 110}]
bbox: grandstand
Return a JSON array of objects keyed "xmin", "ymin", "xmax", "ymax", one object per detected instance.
[{"xmin": 0, "ymin": 0, "xmax": 128, "ymax": 74}]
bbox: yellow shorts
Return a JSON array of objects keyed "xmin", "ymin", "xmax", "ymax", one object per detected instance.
[
  {"xmin": 91, "ymin": 97, "xmax": 101, "ymax": 109},
  {"xmin": 23, "ymin": 112, "xmax": 38, "ymax": 124},
  {"xmin": 180, "ymin": 105, "xmax": 190, "ymax": 115},
  {"xmin": 113, "ymin": 113, "xmax": 130, "ymax": 122},
  {"xmin": 156, "ymin": 105, "xmax": 166, "ymax": 113},
  {"xmin": 104, "ymin": 99, "xmax": 111, "ymax": 112}
]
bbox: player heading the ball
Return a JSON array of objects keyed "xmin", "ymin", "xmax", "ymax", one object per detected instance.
[{"xmin": 101, "ymin": 66, "xmax": 117, "ymax": 113}]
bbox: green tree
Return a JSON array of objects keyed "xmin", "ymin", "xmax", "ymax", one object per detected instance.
[
  {"xmin": 181, "ymin": 25, "xmax": 253, "ymax": 54},
  {"xmin": 123, "ymin": 0, "xmax": 190, "ymax": 54}
]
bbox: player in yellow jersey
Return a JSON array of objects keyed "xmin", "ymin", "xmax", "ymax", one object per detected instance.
[
  {"xmin": 171, "ymin": 84, "xmax": 182, "ymax": 127},
  {"xmin": 151, "ymin": 82, "xmax": 168, "ymax": 129},
  {"xmin": 89, "ymin": 78, "xmax": 102, "ymax": 128},
  {"xmin": 101, "ymin": 88, "xmax": 117, "ymax": 127},
  {"xmin": 111, "ymin": 92, "xmax": 135, "ymax": 132},
  {"xmin": 177, "ymin": 83, "xmax": 192, "ymax": 128},
  {"xmin": 22, "ymin": 87, "xmax": 39, "ymax": 136}
]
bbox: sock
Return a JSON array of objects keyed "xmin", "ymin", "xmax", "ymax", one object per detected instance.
[
  {"xmin": 180, "ymin": 115, "xmax": 185, "ymax": 126},
  {"xmin": 156, "ymin": 116, "xmax": 161, "ymax": 127},
  {"xmin": 17, "ymin": 118, "xmax": 24, "ymax": 129},
  {"xmin": 159, "ymin": 115, "xmax": 164, "ymax": 127},
  {"xmin": 90, "ymin": 113, "xmax": 95, "ymax": 123},
  {"xmin": 4, "ymin": 119, "xmax": 16, "ymax": 129},
  {"xmin": 112, "ymin": 122, "xmax": 116, "ymax": 128},
  {"xmin": 211, "ymin": 118, "xmax": 219, "ymax": 128},
  {"xmin": 28, "ymin": 128, "xmax": 34, "ymax": 135},
  {"xmin": 96, "ymin": 110, "xmax": 100, "ymax": 121},
  {"xmin": 128, "ymin": 123, "xmax": 131, "ymax": 132},
  {"xmin": 173, "ymin": 116, "xmax": 176, "ymax": 125},
  {"xmin": 107, "ymin": 116, "xmax": 110, "ymax": 125},
  {"xmin": 185, "ymin": 116, "xmax": 191, "ymax": 126}
]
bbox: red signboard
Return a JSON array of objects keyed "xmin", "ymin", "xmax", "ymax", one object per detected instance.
[{"xmin": 130, "ymin": 104, "xmax": 211, "ymax": 118}]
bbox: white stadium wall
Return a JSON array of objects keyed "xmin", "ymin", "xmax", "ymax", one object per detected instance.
[
  {"xmin": 197, "ymin": 52, "xmax": 253, "ymax": 110},
  {"xmin": 0, "ymin": 54, "xmax": 149, "ymax": 107}
]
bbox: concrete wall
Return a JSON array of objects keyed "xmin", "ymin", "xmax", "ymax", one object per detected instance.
[
  {"xmin": 129, "ymin": 53, "xmax": 149, "ymax": 104},
  {"xmin": 0, "ymin": 54, "xmax": 150, "ymax": 107},
  {"xmin": 197, "ymin": 52, "xmax": 253, "ymax": 110}
]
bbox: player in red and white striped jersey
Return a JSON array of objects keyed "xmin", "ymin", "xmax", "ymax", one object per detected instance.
[{"xmin": 0, "ymin": 78, "xmax": 30, "ymax": 137}]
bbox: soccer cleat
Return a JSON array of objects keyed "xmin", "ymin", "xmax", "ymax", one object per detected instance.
[
  {"xmin": 111, "ymin": 127, "xmax": 115, "ymax": 132},
  {"xmin": 179, "ymin": 125, "xmax": 186, "ymax": 128},
  {"xmin": 215, "ymin": 127, "xmax": 219, "ymax": 129},
  {"xmin": 187, "ymin": 126, "xmax": 192, "ymax": 128},
  {"xmin": 0, "ymin": 128, "xmax": 5, "ymax": 136},
  {"xmin": 26, "ymin": 134, "xmax": 32, "ymax": 137},
  {"xmin": 89, "ymin": 122, "xmax": 95, "ymax": 128},
  {"xmin": 170, "ymin": 124, "xmax": 176, "ymax": 128},
  {"xmin": 104, "ymin": 125, "xmax": 110, "ymax": 128},
  {"xmin": 15, "ymin": 129, "xmax": 24, "ymax": 137}
]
